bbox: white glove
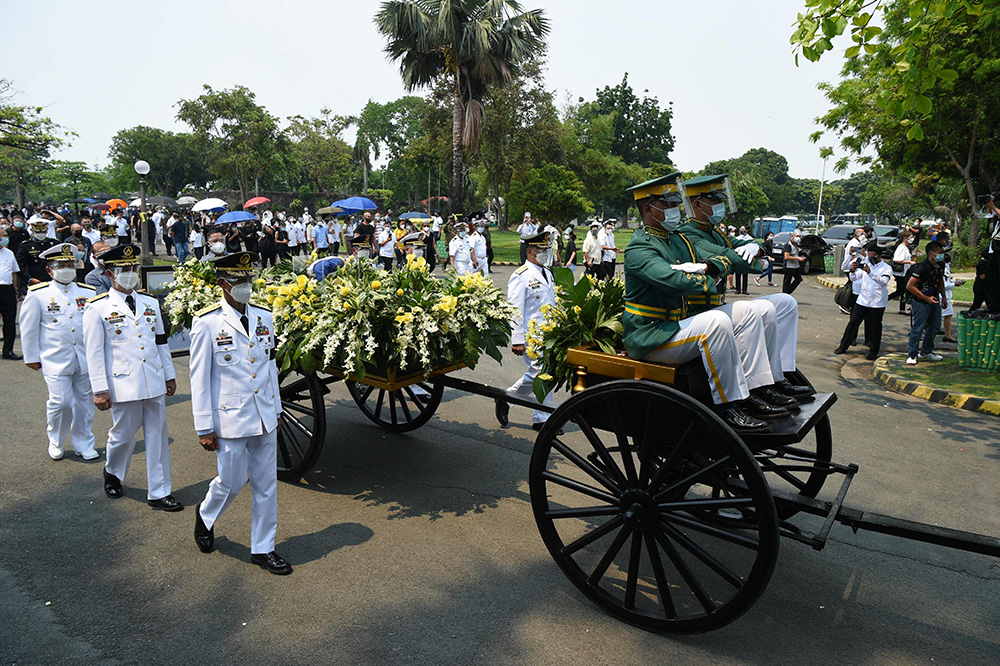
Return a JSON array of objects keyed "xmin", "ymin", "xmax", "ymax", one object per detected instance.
[
  {"xmin": 737, "ymin": 243, "xmax": 761, "ymax": 263},
  {"xmin": 670, "ymin": 262, "xmax": 707, "ymax": 274}
]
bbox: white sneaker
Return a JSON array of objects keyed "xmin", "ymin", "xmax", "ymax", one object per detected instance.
[
  {"xmin": 77, "ymin": 449, "xmax": 100, "ymax": 461},
  {"xmin": 918, "ymin": 352, "xmax": 943, "ymax": 361},
  {"xmin": 906, "ymin": 356, "xmax": 918, "ymax": 365},
  {"xmin": 47, "ymin": 444, "xmax": 64, "ymax": 460}
]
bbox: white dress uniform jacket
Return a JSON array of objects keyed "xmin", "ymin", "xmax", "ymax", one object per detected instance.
[
  {"xmin": 20, "ymin": 280, "xmax": 94, "ymax": 375},
  {"xmin": 19, "ymin": 280, "xmax": 98, "ymax": 455},
  {"xmin": 189, "ymin": 301, "xmax": 281, "ymax": 438},
  {"xmin": 505, "ymin": 261, "xmax": 558, "ymax": 424},
  {"xmin": 83, "ymin": 288, "xmax": 176, "ymax": 401}
]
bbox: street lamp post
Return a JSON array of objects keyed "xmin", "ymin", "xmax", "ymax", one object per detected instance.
[
  {"xmin": 816, "ymin": 149, "xmax": 830, "ymax": 228},
  {"xmin": 134, "ymin": 160, "xmax": 151, "ymax": 266}
]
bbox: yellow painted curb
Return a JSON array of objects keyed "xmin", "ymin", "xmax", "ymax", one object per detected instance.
[{"xmin": 871, "ymin": 354, "xmax": 1000, "ymax": 418}]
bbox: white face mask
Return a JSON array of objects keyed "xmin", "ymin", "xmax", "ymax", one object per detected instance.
[
  {"xmin": 33, "ymin": 232, "xmax": 47, "ymax": 240},
  {"xmin": 114, "ymin": 269, "xmax": 140, "ymax": 291},
  {"xmin": 229, "ymin": 281, "xmax": 253, "ymax": 304},
  {"xmin": 105, "ymin": 237, "xmax": 118, "ymax": 248},
  {"xmin": 210, "ymin": 242, "xmax": 225, "ymax": 255},
  {"xmin": 535, "ymin": 249, "xmax": 552, "ymax": 265},
  {"xmin": 52, "ymin": 267, "xmax": 76, "ymax": 284}
]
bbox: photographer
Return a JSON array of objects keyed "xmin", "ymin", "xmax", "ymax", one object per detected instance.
[{"xmin": 834, "ymin": 243, "xmax": 892, "ymax": 360}]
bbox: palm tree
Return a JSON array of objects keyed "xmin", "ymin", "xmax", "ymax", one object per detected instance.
[{"xmin": 375, "ymin": 0, "xmax": 549, "ymax": 214}]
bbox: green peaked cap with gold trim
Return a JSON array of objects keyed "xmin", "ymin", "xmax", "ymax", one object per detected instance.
[{"xmin": 626, "ymin": 172, "xmax": 683, "ymax": 202}]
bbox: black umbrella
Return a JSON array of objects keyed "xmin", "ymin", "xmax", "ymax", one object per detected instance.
[
  {"xmin": 91, "ymin": 192, "xmax": 114, "ymax": 201},
  {"xmin": 67, "ymin": 197, "xmax": 95, "ymax": 204},
  {"xmin": 145, "ymin": 195, "xmax": 179, "ymax": 206}
]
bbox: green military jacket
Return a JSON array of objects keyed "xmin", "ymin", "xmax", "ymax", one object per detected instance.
[
  {"xmin": 623, "ymin": 225, "xmax": 735, "ymax": 359},
  {"xmin": 678, "ymin": 219, "xmax": 769, "ymax": 317}
]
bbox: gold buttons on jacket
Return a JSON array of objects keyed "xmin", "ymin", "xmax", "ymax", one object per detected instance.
[
  {"xmin": 115, "ymin": 329, "xmax": 121, "ymax": 334},
  {"xmin": 224, "ymin": 354, "xmax": 232, "ymax": 361},
  {"xmin": 254, "ymin": 389, "xmax": 259, "ymax": 394},
  {"xmin": 252, "ymin": 373, "xmax": 256, "ymax": 379}
]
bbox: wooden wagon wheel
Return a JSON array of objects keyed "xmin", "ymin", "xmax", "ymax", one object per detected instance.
[
  {"xmin": 529, "ymin": 380, "xmax": 779, "ymax": 633},
  {"xmin": 346, "ymin": 379, "xmax": 443, "ymax": 433},
  {"xmin": 276, "ymin": 371, "xmax": 327, "ymax": 480}
]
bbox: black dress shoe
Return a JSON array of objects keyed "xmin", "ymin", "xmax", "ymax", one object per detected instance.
[
  {"xmin": 775, "ymin": 378, "xmax": 815, "ymax": 398},
  {"xmin": 713, "ymin": 404, "xmax": 768, "ymax": 431},
  {"xmin": 753, "ymin": 385, "xmax": 799, "ymax": 408},
  {"xmin": 148, "ymin": 495, "xmax": 184, "ymax": 512},
  {"xmin": 194, "ymin": 502, "xmax": 215, "ymax": 553},
  {"xmin": 865, "ymin": 353, "xmax": 879, "ymax": 361},
  {"xmin": 743, "ymin": 394, "xmax": 790, "ymax": 418},
  {"xmin": 833, "ymin": 347, "xmax": 847, "ymax": 355},
  {"xmin": 495, "ymin": 399, "xmax": 510, "ymax": 428},
  {"xmin": 251, "ymin": 551, "xmax": 293, "ymax": 575},
  {"xmin": 2, "ymin": 352, "xmax": 22, "ymax": 360},
  {"xmin": 103, "ymin": 469, "xmax": 123, "ymax": 499}
]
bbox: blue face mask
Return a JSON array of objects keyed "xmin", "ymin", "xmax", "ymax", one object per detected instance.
[
  {"xmin": 706, "ymin": 202, "xmax": 726, "ymax": 225},
  {"xmin": 14, "ymin": 221, "xmax": 24, "ymax": 229},
  {"xmin": 0, "ymin": 237, "xmax": 8, "ymax": 247},
  {"xmin": 662, "ymin": 206, "xmax": 683, "ymax": 230}
]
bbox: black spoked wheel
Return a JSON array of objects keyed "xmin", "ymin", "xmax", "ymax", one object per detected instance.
[
  {"xmin": 276, "ymin": 371, "xmax": 327, "ymax": 480},
  {"xmin": 346, "ymin": 380, "xmax": 443, "ymax": 433},
  {"xmin": 757, "ymin": 414, "xmax": 833, "ymax": 519},
  {"xmin": 529, "ymin": 380, "xmax": 779, "ymax": 634}
]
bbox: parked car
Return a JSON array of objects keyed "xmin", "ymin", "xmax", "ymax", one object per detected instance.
[
  {"xmin": 874, "ymin": 224, "xmax": 901, "ymax": 246},
  {"xmin": 769, "ymin": 232, "xmax": 832, "ymax": 274},
  {"xmin": 820, "ymin": 224, "xmax": 861, "ymax": 247}
]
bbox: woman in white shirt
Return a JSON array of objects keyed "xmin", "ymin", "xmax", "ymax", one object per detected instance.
[
  {"xmin": 376, "ymin": 225, "xmax": 396, "ymax": 271},
  {"xmin": 449, "ymin": 222, "xmax": 479, "ymax": 275},
  {"xmin": 189, "ymin": 224, "xmax": 205, "ymax": 259},
  {"xmin": 834, "ymin": 243, "xmax": 893, "ymax": 360}
]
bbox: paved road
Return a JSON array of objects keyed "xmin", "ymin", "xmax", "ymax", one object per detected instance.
[{"xmin": 1, "ymin": 269, "xmax": 998, "ymax": 666}]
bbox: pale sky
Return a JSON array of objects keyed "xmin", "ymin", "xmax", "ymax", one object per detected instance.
[{"xmin": 1, "ymin": 0, "xmax": 850, "ymax": 180}]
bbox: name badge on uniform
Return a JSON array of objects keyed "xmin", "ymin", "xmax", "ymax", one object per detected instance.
[
  {"xmin": 46, "ymin": 299, "xmax": 62, "ymax": 314},
  {"xmin": 216, "ymin": 330, "xmax": 233, "ymax": 346}
]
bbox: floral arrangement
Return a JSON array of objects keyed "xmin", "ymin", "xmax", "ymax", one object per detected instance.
[
  {"xmin": 162, "ymin": 259, "xmax": 223, "ymax": 335},
  {"xmin": 164, "ymin": 254, "xmax": 518, "ymax": 380},
  {"xmin": 526, "ymin": 267, "xmax": 626, "ymax": 401}
]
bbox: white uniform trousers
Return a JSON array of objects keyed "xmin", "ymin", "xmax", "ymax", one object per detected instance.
[
  {"xmin": 199, "ymin": 429, "xmax": 278, "ymax": 555},
  {"xmin": 712, "ymin": 300, "xmax": 774, "ymax": 391},
  {"xmin": 642, "ymin": 309, "xmax": 750, "ymax": 405},
  {"xmin": 43, "ymin": 371, "xmax": 96, "ymax": 455},
  {"xmin": 506, "ymin": 353, "xmax": 559, "ymax": 424},
  {"xmin": 752, "ymin": 293, "xmax": 798, "ymax": 374},
  {"xmin": 105, "ymin": 395, "xmax": 171, "ymax": 500}
]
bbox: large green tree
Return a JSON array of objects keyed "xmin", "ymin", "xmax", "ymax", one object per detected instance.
[
  {"xmin": 0, "ymin": 79, "xmax": 67, "ymax": 206},
  {"xmin": 798, "ymin": 1, "xmax": 1000, "ymax": 244},
  {"xmin": 107, "ymin": 126, "xmax": 211, "ymax": 196},
  {"xmin": 578, "ymin": 73, "xmax": 675, "ymax": 167},
  {"xmin": 375, "ymin": 0, "xmax": 550, "ymax": 213},
  {"xmin": 176, "ymin": 85, "xmax": 286, "ymax": 203},
  {"xmin": 285, "ymin": 109, "xmax": 357, "ymax": 200},
  {"xmin": 509, "ymin": 162, "xmax": 593, "ymax": 225}
]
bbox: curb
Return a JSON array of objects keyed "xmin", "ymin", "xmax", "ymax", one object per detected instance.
[{"xmin": 872, "ymin": 354, "xmax": 1000, "ymax": 417}]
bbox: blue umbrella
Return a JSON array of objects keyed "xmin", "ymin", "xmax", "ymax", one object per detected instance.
[
  {"xmin": 399, "ymin": 211, "xmax": 432, "ymax": 220},
  {"xmin": 331, "ymin": 196, "xmax": 377, "ymax": 214},
  {"xmin": 216, "ymin": 211, "xmax": 258, "ymax": 224}
]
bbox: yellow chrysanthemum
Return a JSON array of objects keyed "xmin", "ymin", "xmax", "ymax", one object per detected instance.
[
  {"xmin": 372, "ymin": 280, "xmax": 382, "ymax": 289},
  {"xmin": 397, "ymin": 289, "xmax": 404, "ymax": 296},
  {"xmin": 538, "ymin": 373, "xmax": 554, "ymax": 381}
]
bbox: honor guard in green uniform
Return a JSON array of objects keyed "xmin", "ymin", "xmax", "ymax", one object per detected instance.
[
  {"xmin": 623, "ymin": 173, "xmax": 791, "ymax": 430},
  {"xmin": 680, "ymin": 174, "xmax": 813, "ymax": 403}
]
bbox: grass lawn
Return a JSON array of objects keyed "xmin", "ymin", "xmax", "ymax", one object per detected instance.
[
  {"xmin": 890, "ymin": 356, "xmax": 1000, "ymax": 399},
  {"xmin": 488, "ymin": 227, "xmax": 636, "ymax": 264}
]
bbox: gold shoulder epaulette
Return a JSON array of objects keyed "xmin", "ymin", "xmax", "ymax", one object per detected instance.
[
  {"xmin": 194, "ymin": 303, "xmax": 222, "ymax": 317},
  {"xmin": 77, "ymin": 282, "xmax": 96, "ymax": 290},
  {"xmin": 87, "ymin": 292, "xmax": 109, "ymax": 303},
  {"xmin": 514, "ymin": 265, "xmax": 529, "ymax": 275},
  {"xmin": 28, "ymin": 282, "xmax": 47, "ymax": 291}
]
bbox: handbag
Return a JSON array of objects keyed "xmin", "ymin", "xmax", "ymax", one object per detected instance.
[{"xmin": 834, "ymin": 278, "xmax": 853, "ymax": 309}]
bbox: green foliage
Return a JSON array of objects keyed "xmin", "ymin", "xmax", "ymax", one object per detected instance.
[
  {"xmin": 374, "ymin": 0, "xmax": 551, "ymax": 211},
  {"xmin": 527, "ymin": 269, "xmax": 626, "ymax": 401},
  {"xmin": 578, "ymin": 73, "xmax": 675, "ymax": 167},
  {"xmin": 107, "ymin": 126, "xmax": 211, "ymax": 197},
  {"xmin": 0, "ymin": 79, "xmax": 69, "ymax": 204},
  {"xmin": 33, "ymin": 161, "xmax": 113, "ymax": 203},
  {"xmin": 509, "ymin": 162, "xmax": 594, "ymax": 225},
  {"xmin": 285, "ymin": 109, "xmax": 357, "ymax": 198},
  {"xmin": 176, "ymin": 85, "xmax": 286, "ymax": 202}
]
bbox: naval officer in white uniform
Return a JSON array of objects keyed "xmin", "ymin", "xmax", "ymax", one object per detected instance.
[
  {"xmin": 82, "ymin": 243, "xmax": 182, "ymax": 511},
  {"xmin": 497, "ymin": 231, "xmax": 559, "ymax": 430},
  {"xmin": 19, "ymin": 243, "xmax": 99, "ymax": 460},
  {"xmin": 190, "ymin": 251, "xmax": 291, "ymax": 575}
]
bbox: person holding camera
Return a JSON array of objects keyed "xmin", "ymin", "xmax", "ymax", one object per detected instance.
[
  {"xmin": 905, "ymin": 240, "xmax": 947, "ymax": 365},
  {"xmin": 834, "ymin": 243, "xmax": 892, "ymax": 360}
]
